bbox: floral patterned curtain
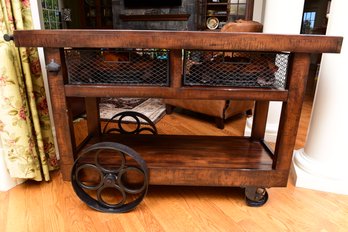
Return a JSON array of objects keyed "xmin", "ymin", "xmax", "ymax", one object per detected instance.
[{"xmin": 0, "ymin": 0, "xmax": 58, "ymax": 182}]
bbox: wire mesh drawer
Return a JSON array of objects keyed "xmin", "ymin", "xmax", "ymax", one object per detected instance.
[
  {"xmin": 183, "ymin": 50, "xmax": 290, "ymax": 89},
  {"xmin": 65, "ymin": 49, "xmax": 170, "ymax": 86}
]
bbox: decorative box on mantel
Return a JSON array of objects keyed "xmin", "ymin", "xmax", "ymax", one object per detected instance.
[{"xmin": 112, "ymin": 0, "xmax": 197, "ymax": 30}]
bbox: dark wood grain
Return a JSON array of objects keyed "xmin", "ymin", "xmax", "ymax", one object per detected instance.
[
  {"xmin": 64, "ymin": 85, "xmax": 289, "ymax": 101},
  {"xmin": 13, "ymin": 30, "xmax": 342, "ymax": 53},
  {"xmin": 169, "ymin": 49, "xmax": 183, "ymax": 88},
  {"xmin": 93, "ymin": 134, "xmax": 273, "ymax": 169},
  {"xmin": 80, "ymin": 134, "xmax": 283, "ymax": 187},
  {"xmin": 251, "ymin": 101, "xmax": 269, "ymax": 140},
  {"xmin": 18, "ymin": 30, "xmax": 342, "ymax": 189},
  {"xmin": 85, "ymin": 97, "xmax": 101, "ymax": 137},
  {"xmin": 273, "ymin": 53, "xmax": 311, "ymax": 171},
  {"xmin": 44, "ymin": 48, "xmax": 75, "ymax": 180}
]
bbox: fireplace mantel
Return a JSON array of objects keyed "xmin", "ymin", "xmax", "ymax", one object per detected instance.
[
  {"xmin": 119, "ymin": 14, "xmax": 190, "ymax": 21},
  {"xmin": 112, "ymin": 0, "xmax": 197, "ymax": 30}
]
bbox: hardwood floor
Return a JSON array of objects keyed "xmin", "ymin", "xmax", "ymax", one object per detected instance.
[{"xmin": 1, "ymin": 96, "xmax": 348, "ymax": 232}]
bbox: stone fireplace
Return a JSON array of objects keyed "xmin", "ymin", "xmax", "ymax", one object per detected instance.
[{"xmin": 112, "ymin": 0, "xmax": 199, "ymax": 30}]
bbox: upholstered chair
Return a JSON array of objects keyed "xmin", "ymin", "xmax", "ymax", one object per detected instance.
[{"xmin": 164, "ymin": 20, "xmax": 263, "ymax": 129}]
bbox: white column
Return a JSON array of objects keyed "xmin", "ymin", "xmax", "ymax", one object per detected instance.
[
  {"xmin": 292, "ymin": 0, "xmax": 348, "ymax": 194},
  {"xmin": 244, "ymin": 0, "xmax": 305, "ymax": 142}
]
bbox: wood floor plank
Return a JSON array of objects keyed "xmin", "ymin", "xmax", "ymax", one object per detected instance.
[
  {"xmin": 1, "ymin": 96, "xmax": 348, "ymax": 231},
  {"xmin": 0, "ymin": 190, "xmax": 9, "ymax": 232}
]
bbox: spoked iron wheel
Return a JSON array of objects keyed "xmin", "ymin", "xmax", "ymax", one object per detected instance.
[
  {"xmin": 71, "ymin": 142, "xmax": 149, "ymax": 213},
  {"xmin": 102, "ymin": 111, "xmax": 158, "ymax": 135},
  {"xmin": 245, "ymin": 187, "xmax": 269, "ymax": 207}
]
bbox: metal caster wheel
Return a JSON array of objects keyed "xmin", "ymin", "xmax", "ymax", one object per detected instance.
[
  {"xmin": 71, "ymin": 142, "xmax": 149, "ymax": 213},
  {"xmin": 245, "ymin": 187, "xmax": 268, "ymax": 207}
]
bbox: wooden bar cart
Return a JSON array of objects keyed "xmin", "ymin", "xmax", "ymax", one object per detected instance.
[{"xmin": 6, "ymin": 30, "xmax": 342, "ymax": 212}]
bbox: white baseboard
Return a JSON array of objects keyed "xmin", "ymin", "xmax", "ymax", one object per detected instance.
[
  {"xmin": 244, "ymin": 117, "xmax": 278, "ymax": 143},
  {"xmin": 0, "ymin": 156, "xmax": 26, "ymax": 191},
  {"xmin": 291, "ymin": 149, "xmax": 348, "ymax": 195}
]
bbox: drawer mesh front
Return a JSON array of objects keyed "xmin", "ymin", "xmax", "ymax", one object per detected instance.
[
  {"xmin": 65, "ymin": 49, "xmax": 169, "ymax": 86},
  {"xmin": 183, "ymin": 50, "xmax": 290, "ymax": 89}
]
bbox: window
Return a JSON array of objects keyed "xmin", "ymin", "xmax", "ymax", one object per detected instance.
[
  {"xmin": 229, "ymin": 0, "xmax": 248, "ymax": 21},
  {"xmin": 302, "ymin": 11, "xmax": 316, "ymax": 34},
  {"xmin": 42, "ymin": 0, "xmax": 61, "ymax": 29}
]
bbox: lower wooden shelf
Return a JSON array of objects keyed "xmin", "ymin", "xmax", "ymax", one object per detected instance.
[{"xmin": 75, "ymin": 134, "xmax": 288, "ymax": 187}]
